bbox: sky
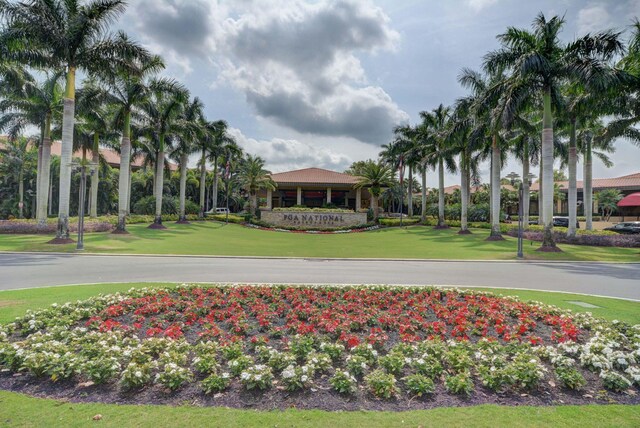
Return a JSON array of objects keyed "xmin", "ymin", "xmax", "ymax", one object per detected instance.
[{"xmin": 118, "ymin": 0, "xmax": 640, "ymax": 185}]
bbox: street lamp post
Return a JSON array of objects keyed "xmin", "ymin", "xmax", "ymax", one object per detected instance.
[{"xmin": 505, "ymin": 172, "xmax": 523, "ymax": 259}]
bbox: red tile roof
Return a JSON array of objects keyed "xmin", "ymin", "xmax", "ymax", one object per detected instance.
[
  {"xmin": 48, "ymin": 140, "xmax": 178, "ymax": 171},
  {"xmin": 270, "ymin": 168, "xmax": 360, "ymax": 186},
  {"xmin": 530, "ymin": 172, "xmax": 640, "ymax": 191}
]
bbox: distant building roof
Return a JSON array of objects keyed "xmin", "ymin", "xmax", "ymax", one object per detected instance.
[
  {"xmin": 530, "ymin": 172, "xmax": 640, "ymax": 192},
  {"xmin": 48, "ymin": 140, "xmax": 178, "ymax": 171},
  {"xmin": 270, "ymin": 167, "xmax": 360, "ymax": 186}
]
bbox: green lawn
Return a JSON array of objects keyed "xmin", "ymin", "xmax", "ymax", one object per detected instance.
[
  {"xmin": 0, "ymin": 282, "xmax": 639, "ymax": 427},
  {"xmin": 0, "ymin": 221, "xmax": 638, "ymax": 261}
]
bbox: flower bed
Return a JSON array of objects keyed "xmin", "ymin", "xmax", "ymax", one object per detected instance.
[
  {"xmin": 1, "ymin": 285, "xmax": 638, "ymax": 410},
  {"xmin": 245, "ymin": 223, "xmax": 379, "ymax": 234}
]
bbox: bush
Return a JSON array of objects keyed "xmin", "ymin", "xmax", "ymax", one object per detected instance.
[
  {"xmin": 330, "ymin": 369, "xmax": 358, "ymax": 394},
  {"xmin": 444, "ymin": 371, "xmax": 474, "ymax": 395},
  {"xmin": 403, "ymin": 374, "xmax": 435, "ymax": 397},
  {"xmin": 555, "ymin": 366, "xmax": 586, "ymax": 390},
  {"xmin": 201, "ymin": 373, "xmax": 231, "ymax": 394},
  {"xmin": 133, "ymin": 195, "xmax": 179, "ymax": 215},
  {"xmin": 364, "ymin": 369, "xmax": 399, "ymax": 399}
]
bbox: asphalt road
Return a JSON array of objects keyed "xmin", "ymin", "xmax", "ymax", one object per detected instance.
[{"xmin": 1, "ymin": 253, "xmax": 639, "ymax": 300}]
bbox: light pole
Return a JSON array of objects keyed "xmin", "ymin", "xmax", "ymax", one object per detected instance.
[{"xmin": 505, "ymin": 172, "xmax": 523, "ymax": 259}]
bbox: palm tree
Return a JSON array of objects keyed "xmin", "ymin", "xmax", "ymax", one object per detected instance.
[
  {"xmin": 171, "ymin": 96, "xmax": 203, "ymax": 223},
  {"xmin": 0, "ymin": 136, "xmax": 37, "ymax": 218},
  {"xmin": 0, "ymin": 69, "xmax": 64, "ymax": 224},
  {"xmin": 484, "ymin": 13, "xmax": 624, "ymax": 250},
  {"xmin": 458, "ymin": 67, "xmax": 507, "ymax": 239},
  {"xmin": 206, "ymin": 120, "xmax": 235, "ymax": 214},
  {"xmin": 419, "ymin": 105, "xmax": 457, "ymax": 229},
  {"xmin": 237, "ymin": 154, "xmax": 275, "ymax": 217},
  {"xmin": 354, "ymin": 161, "xmax": 394, "ymax": 222},
  {"xmin": 1, "ymin": 0, "xmax": 151, "ymax": 241},
  {"xmin": 137, "ymin": 79, "xmax": 188, "ymax": 228},
  {"xmin": 106, "ymin": 54, "xmax": 164, "ymax": 233}
]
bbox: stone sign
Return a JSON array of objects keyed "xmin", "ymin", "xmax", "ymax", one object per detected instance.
[{"xmin": 261, "ymin": 210, "xmax": 368, "ymax": 229}]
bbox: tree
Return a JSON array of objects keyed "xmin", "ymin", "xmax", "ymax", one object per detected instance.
[
  {"xmin": 237, "ymin": 154, "xmax": 275, "ymax": 217},
  {"xmin": 485, "ymin": 13, "xmax": 624, "ymax": 250},
  {"xmin": 419, "ymin": 105, "xmax": 457, "ymax": 228},
  {"xmin": 137, "ymin": 79, "xmax": 188, "ymax": 228},
  {"xmin": 354, "ymin": 161, "xmax": 394, "ymax": 222},
  {"xmin": 1, "ymin": 0, "xmax": 151, "ymax": 241},
  {"xmin": 595, "ymin": 189, "xmax": 623, "ymax": 222},
  {"xmin": 0, "ymin": 69, "xmax": 64, "ymax": 224},
  {"xmin": 0, "ymin": 136, "xmax": 37, "ymax": 218},
  {"xmin": 171, "ymin": 96, "xmax": 203, "ymax": 223},
  {"xmin": 206, "ymin": 120, "xmax": 235, "ymax": 215},
  {"xmin": 106, "ymin": 54, "xmax": 164, "ymax": 232}
]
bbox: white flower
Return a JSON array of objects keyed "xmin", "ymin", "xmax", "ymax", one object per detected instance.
[
  {"xmin": 255, "ymin": 374, "xmax": 262, "ymax": 381},
  {"xmin": 301, "ymin": 375, "xmax": 308, "ymax": 383},
  {"xmin": 135, "ymin": 370, "xmax": 143, "ymax": 378}
]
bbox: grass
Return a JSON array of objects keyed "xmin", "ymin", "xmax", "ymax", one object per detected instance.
[
  {"xmin": 0, "ymin": 391, "xmax": 638, "ymax": 428},
  {"xmin": 0, "ymin": 221, "xmax": 638, "ymax": 261},
  {"xmin": 0, "ymin": 282, "xmax": 639, "ymax": 427}
]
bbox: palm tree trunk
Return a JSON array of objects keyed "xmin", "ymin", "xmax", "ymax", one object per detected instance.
[
  {"xmin": 37, "ymin": 115, "xmax": 53, "ymax": 225},
  {"xmin": 372, "ymin": 193, "xmax": 379, "ymax": 222},
  {"xmin": 90, "ymin": 133, "xmax": 99, "ymax": 218},
  {"xmin": 540, "ymin": 88, "xmax": 557, "ymax": 250},
  {"xmin": 436, "ymin": 157, "xmax": 447, "ymax": 228},
  {"xmin": 151, "ymin": 135, "xmax": 166, "ymax": 229},
  {"xmin": 36, "ymin": 139, "xmax": 43, "ymax": 216},
  {"xmin": 54, "ymin": 67, "xmax": 77, "ymax": 242},
  {"xmin": 18, "ymin": 167, "xmax": 24, "ymax": 219},
  {"xmin": 567, "ymin": 119, "xmax": 578, "ymax": 238},
  {"xmin": 459, "ymin": 153, "xmax": 470, "ymax": 234},
  {"xmin": 407, "ymin": 167, "xmax": 413, "ymax": 217},
  {"xmin": 212, "ymin": 156, "xmax": 219, "ymax": 211},
  {"xmin": 116, "ymin": 112, "xmax": 131, "ymax": 233},
  {"xmin": 178, "ymin": 152, "xmax": 188, "ymax": 223},
  {"xmin": 251, "ymin": 192, "xmax": 257, "ymax": 216},
  {"xmin": 522, "ymin": 141, "xmax": 530, "ymax": 228},
  {"xmin": 127, "ymin": 163, "xmax": 132, "ymax": 215},
  {"xmin": 584, "ymin": 138, "xmax": 593, "ymax": 230},
  {"xmin": 420, "ymin": 165, "xmax": 427, "ymax": 223},
  {"xmin": 488, "ymin": 134, "xmax": 503, "ymax": 240},
  {"xmin": 199, "ymin": 148, "xmax": 206, "ymax": 217},
  {"xmin": 538, "ymin": 152, "xmax": 544, "ymax": 226}
]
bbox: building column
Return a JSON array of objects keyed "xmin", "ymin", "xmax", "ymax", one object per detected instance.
[
  {"xmin": 327, "ymin": 187, "xmax": 331, "ymax": 204},
  {"xmin": 297, "ymin": 187, "xmax": 302, "ymax": 206},
  {"xmin": 266, "ymin": 189, "xmax": 272, "ymax": 210},
  {"xmin": 356, "ymin": 188, "xmax": 362, "ymax": 211}
]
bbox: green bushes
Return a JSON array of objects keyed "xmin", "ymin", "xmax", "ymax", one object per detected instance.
[{"xmin": 133, "ymin": 196, "xmax": 200, "ymax": 216}]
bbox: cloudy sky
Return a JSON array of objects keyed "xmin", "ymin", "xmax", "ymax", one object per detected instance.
[{"xmin": 119, "ymin": 0, "xmax": 639, "ymax": 185}]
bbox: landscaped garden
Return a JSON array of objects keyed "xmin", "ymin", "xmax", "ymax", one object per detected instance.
[
  {"xmin": 1, "ymin": 284, "xmax": 639, "ymax": 411},
  {"xmin": 0, "ymin": 221, "xmax": 638, "ymax": 261}
]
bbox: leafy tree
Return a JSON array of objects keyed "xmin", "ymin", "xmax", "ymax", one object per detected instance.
[
  {"xmin": 237, "ymin": 154, "xmax": 275, "ymax": 217},
  {"xmin": 354, "ymin": 161, "xmax": 394, "ymax": 222},
  {"xmin": 596, "ymin": 189, "xmax": 623, "ymax": 221}
]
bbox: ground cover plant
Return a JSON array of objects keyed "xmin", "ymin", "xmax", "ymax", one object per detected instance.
[
  {"xmin": 1, "ymin": 285, "xmax": 638, "ymax": 411},
  {"xmin": 0, "ymin": 222, "xmax": 638, "ymax": 261}
]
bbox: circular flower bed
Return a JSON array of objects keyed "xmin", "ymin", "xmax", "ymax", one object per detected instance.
[{"xmin": 1, "ymin": 285, "xmax": 638, "ymax": 410}]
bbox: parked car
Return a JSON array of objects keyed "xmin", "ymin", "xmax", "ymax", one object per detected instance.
[
  {"xmin": 527, "ymin": 217, "xmax": 580, "ymax": 228},
  {"xmin": 604, "ymin": 222, "xmax": 640, "ymax": 234}
]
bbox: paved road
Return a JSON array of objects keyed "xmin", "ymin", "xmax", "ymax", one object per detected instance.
[{"xmin": 1, "ymin": 253, "xmax": 639, "ymax": 300}]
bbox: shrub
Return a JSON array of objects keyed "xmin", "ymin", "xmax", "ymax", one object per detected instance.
[
  {"xmin": 444, "ymin": 370, "xmax": 474, "ymax": 395},
  {"xmin": 403, "ymin": 374, "xmax": 435, "ymax": 397},
  {"xmin": 155, "ymin": 363, "xmax": 193, "ymax": 390},
  {"xmin": 555, "ymin": 366, "xmax": 586, "ymax": 390},
  {"xmin": 379, "ymin": 353, "xmax": 406, "ymax": 375},
  {"xmin": 280, "ymin": 364, "xmax": 315, "ymax": 391},
  {"xmin": 132, "ymin": 195, "xmax": 179, "ymax": 215},
  {"xmin": 509, "ymin": 353, "xmax": 546, "ymax": 390},
  {"xmin": 81, "ymin": 355, "xmax": 121, "ymax": 384},
  {"xmin": 201, "ymin": 372, "xmax": 231, "ymax": 394},
  {"xmin": 364, "ymin": 369, "xmax": 399, "ymax": 399},
  {"xmin": 600, "ymin": 370, "xmax": 632, "ymax": 392},
  {"xmin": 239, "ymin": 364, "xmax": 273, "ymax": 390},
  {"xmin": 346, "ymin": 355, "xmax": 370, "ymax": 377},
  {"xmin": 330, "ymin": 369, "xmax": 358, "ymax": 394},
  {"xmin": 477, "ymin": 365, "xmax": 514, "ymax": 392},
  {"xmin": 410, "ymin": 355, "xmax": 443, "ymax": 378},
  {"xmin": 120, "ymin": 362, "xmax": 153, "ymax": 390},
  {"xmin": 228, "ymin": 355, "xmax": 253, "ymax": 377}
]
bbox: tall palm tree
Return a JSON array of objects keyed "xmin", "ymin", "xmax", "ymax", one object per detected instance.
[
  {"xmin": 0, "ymin": 70, "xmax": 64, "ymax": 224},
  {"xmin": 106, "ymin": 54, "xmax": 164, "ymax": 233},
  {"xmin": 1, "ymin": 0, "xmax": 151, "ymax": 241},
  {"xmin": 393, "ymin": 125, "xmax": 423, "ymax": 218},
  {"xmin": 419, "ymin": 105, "xmax": 457, "ymax": 229},
  {"xmin": 137, "ymin": 79, "xmax": 188, "ymax": 228},
  {"xmin": 354, "ymin": 161, "xmax": 394, "ymax": 223},
  {"xmin": 484, "ymin": 13, "xmax": 624, "ymax": 250},
  {"xmin": 237, "ymin": 154, "xmax": 275, "ymax": 217},
  {"xmin": 205, "ymin": 120, "xmax": 235, "ymax": 214},
  {"xmin": 0, "ymin": 136, "xmax": 36, "ymax": 218},
  {"xmin": 171, "ymin": 96, "xmax": 203, "ymax": 223}
]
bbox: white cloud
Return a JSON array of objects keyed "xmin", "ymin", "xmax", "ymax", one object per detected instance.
[
  {"xmin": 576, "ymin": 4, "xmax": 612, "ymax": 35},
  {"xmin": 227, "ymin": 128, "xmax": 353, "ymax": 172},
  {"xmin": 466, "ymin": 0, "xmax": 499, "ymax": 12}
]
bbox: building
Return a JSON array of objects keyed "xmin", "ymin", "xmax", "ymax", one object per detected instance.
[{"xmin": 259, "ymin": 167, "xmax": 372, "ymax": 211}]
